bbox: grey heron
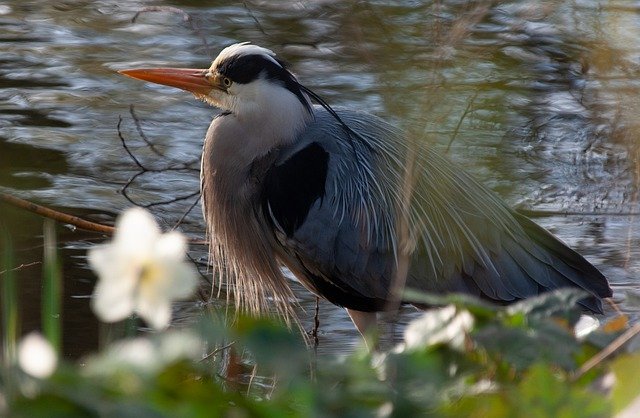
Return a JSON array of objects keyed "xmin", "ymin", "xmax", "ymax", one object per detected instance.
[{"xmin": 119, "ymin": 43, "xmax": 612, "ymax": 335}]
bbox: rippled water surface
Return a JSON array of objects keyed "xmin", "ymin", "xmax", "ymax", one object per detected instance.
[{"xmin": 2, "ymin": 0, "xmax": 640, "ymax": 357}]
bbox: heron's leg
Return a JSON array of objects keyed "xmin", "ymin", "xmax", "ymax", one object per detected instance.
[{"xmin": 346, "ymin": 309, "xmax": 378, "ymax": 337}]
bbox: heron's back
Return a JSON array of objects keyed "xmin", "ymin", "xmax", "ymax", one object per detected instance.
[{"xmin": 261, "ymin": 108, "xmax": 612, "ymax": 313}]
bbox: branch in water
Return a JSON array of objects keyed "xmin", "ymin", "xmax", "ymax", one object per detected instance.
[{"xmin": 0, "ymin": 192, "xmax": 115, "ymax": 235}]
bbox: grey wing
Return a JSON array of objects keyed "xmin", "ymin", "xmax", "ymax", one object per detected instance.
[
  {"xmin": 406, "ymin": 147, "xmax": 611, "ymax": 312},
  {"xmin": 263, "ymin": 108, "xmax": 611, "ymax": 313}
]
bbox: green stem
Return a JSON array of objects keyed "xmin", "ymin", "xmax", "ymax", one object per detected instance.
[
  {"xmin": 42, "ymin": 219, "xmax": 62, "ymax": 354},
  {"xmin": 0, "ymin": 223, "xmax": 19, "ymax": 399}
]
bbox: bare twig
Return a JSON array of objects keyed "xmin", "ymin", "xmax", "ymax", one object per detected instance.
[
  {"xmin": 144, "ymin": 191, "xmax": 200, "ymax": 209},
  {"xmin": 117, "ymin": 117, "xmax": 200, "ymax": 209},
  {"xmin": 517, "ymin": 208, "xmax": 640, "ymax": 218},
  {"xmin": 312, "ymin": 297, "xmax": 320, "ymax": 349},
  {"xmin": 201, "ymin": 341, "xmax": 235, "ymax": 362},
  {"xmin": 131, "ymin": 6, "xmax": 211, "ymax": 57},
  {"xmin": 386, "ymin": 140, "xmax": 418, "ymax": 315},
  {"xmin": 187, "ymin": 252, "xmax": 212, "ymax": 285},
  {"xmin": 117, "ymin": 116, "xmax": 146, "ymax": 171},
  {"xmin": 445, "ymin": 90, "xmax": 478, "ymax": 153},
  {"xmin": 173, "ymin": 194, "xmax": 202, "ymax": 230},
  {"xmin": 246, "ymin": 364, "xmax": 258, "ymax": 396},
  {"xmin": 242, "ymin": 2, "xmax": 267, "ymax": 35},
  {"xmin": 607, "ymin": 298, "xmax": 625, "ymax": 318},
  {"xmin": 129, "ymin": 105, "xmax": 201, "ymax": 168},
  {"xmin": 0, "ymin": 261, "xmax": 42, "ymax": 276},
  {"xmin": 0, "ymin": 192, "xmax": 207, "ymax": 245},
  {"xmin": 129, "ymin": 105, "xmax": 165, "ymax": 158},
  {"xmin": 572, "ymin": 322, "xmax": 640, "ymax": 380},
  {"xmin": 132, "ymin": 6, "xmax": 191, "ymax": 23},
  {"xmin": 0, "ymin": 192, "xmax": 115, "ymax": 235},
  {"xmin": 120, "ymin": 168, "xmax": 199, "ymax": 208},
  {"xmin": 120, "ymin": 172, "xmax": 144, "ymax": 207}
]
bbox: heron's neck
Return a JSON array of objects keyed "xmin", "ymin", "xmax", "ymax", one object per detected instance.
[
  {"xmin": 230, "ymin": 79, "xmax": 313, "ymax": 155},
  {"xmin": 204, "ymin": 94, "xmax": 312, "ymax": 180}
]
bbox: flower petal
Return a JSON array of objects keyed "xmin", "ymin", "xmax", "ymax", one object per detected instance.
[
  {"xmin": 155, "ymin": 231, "xmax": 187, "ymax": 262},
  {"xmin": 91, "ymin": 270, "xmax": 136, "ymax": 323},
  {"xmin": 134, "ymin": 261, "xmax": 197, "ymax": 329},
  {"xmin": 88, "ymin": 244, "xmax": 115, "ymax": 277},
  {"xmin": 136, "ymin": 294, "xmax": 171, "ymax": 331},
  {"xmin": 166, "ymin": 262, "xmax": 199, "ymax": 299},
  {"xmin": 87, "ymin": 208, "xmax": 198, "ymax": 330},
  {"xmin": 114, "ymin": 208, "xmax": 161, "ymax": 257}
]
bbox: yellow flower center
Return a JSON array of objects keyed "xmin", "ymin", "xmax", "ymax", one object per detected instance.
[{"xmin": 139, "ymin": 262, "xmax": 162, "ymax": 286}]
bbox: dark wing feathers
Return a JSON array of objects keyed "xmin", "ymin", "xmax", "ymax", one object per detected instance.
[
  {"xmin": 262, "ymin": 142, "xmax": 328, "ymax": 237},
  {"xmin": 514, "ymin": 213, "xmax": 610, "ymax": 295},
  {"xmin": 262, "ymin": 108, "xmax": 611, "ymax": 313},
  {"xmin": 502, "ymin": 240, "xmax": 555, "ymax": 289}
]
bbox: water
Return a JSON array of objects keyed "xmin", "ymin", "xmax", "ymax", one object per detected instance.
[{"xmin": 2, "ymin": 0, "xmax": 640, "ymax": 358}]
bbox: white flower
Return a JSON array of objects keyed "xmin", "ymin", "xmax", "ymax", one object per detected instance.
[
  {"xmin": 574, "ymin": 314, "xmax": 600, "ymax": 340},
  {"xmin": 84, "ymin": 330, "xmax": 203, "ymax": 377},
  {"xmin": 404, "ymin": 305, "xmax": 474, "ymax": 351},
  {"xmin": 18, "ymin": 332, "xmax": 57, "ymax": 378},
  {"xmin": 88, "ymin": 207, "xmax": 198, "ymax": 330}
]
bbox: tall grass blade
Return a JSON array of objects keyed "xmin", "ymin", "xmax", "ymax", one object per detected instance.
[
  {"xmin": 42, "ymin": 219, "xmax": 62, "ymax": 354},
  {"xmin": 1, "ymin": 226, "xmax": 19, "ymax": 363},
  {"xmin": 1, "ymin": 223, "xmax": 19, "ymax": 400}
]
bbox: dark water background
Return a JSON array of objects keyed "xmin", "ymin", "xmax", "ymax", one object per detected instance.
[{"xmin": 2, "ymin": 0, "xmax": 640, "ymax": 358}]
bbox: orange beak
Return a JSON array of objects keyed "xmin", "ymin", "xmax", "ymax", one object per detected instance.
[{"xmin": 118, "ymin": 68, "xmax": 214, "ymax": 95}]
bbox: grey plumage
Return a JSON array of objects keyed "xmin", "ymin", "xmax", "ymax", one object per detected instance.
[
  {"xmin": 247, "ymin": 107, "xmax": 610, "ymax": 316},
  {"xmin": 119, "ymin": 42, "xmax": 612, "ymax": 334}
]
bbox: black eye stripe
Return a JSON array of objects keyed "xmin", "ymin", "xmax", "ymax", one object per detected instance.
[
  {"xmin": 218, "ymin": 55, "xmax": 283, "ymax": 84},
  {"xmin": 216, "ymin": 53, "xmax": 311, "ymax": 113}
]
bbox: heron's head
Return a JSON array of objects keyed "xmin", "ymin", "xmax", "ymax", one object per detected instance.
[{"xmin": 119, "ymin": 42, "xmax": 312, "ymax": 118}]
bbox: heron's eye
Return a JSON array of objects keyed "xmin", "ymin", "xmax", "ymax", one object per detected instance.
[{"xmin": 222, "ymin": 76, "xmax": 232, "ymax": 88}]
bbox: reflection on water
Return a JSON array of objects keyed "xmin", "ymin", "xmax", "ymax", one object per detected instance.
[{"xmin": 1, "ymin": 0, "xmax": 640, "ymax": 358}]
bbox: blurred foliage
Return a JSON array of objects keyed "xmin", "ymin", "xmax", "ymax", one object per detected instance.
[
  {"xmin": 3, "ymin": 0, "xmax": 640, "ymax": 416},
  {"xmin": 3, "ymin": 289, "xmax": 640, "ymax": 417}
]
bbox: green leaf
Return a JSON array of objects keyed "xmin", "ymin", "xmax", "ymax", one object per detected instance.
[
  {"xmin": 511, "ymin": 364, "xmax": 609, "ymax": 418},
  {"xmin": 473, "ymin": 321, "xmax": 579, "ymax": 371},
  {"xmin": 441, "ymin": 393, "xmax": 509, "ymax": 418},
  {"xmin": 403, "ymin": 288, "xmax": 498, "ymax": 319},
  {"xmin": 236, "ymin": 316, "xmax": 308, "ymax": 378},
  {"xmin": 12, "ymin": 393, "xmax": 97, "ymax": 418},
  {"xmin": 611, "ymin": 353, "xmax": 640, "ymax": 414},
  {"xmin": 312, "ymin": 353, "xmax": 389, "ymax": 416},
  {"xmin": 505, "ymin": 288, "xmax": 584, "ymax": 325},
  {"xmin": 383, "ymin": 349, "xmax": 450, "ymax": 410}
]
